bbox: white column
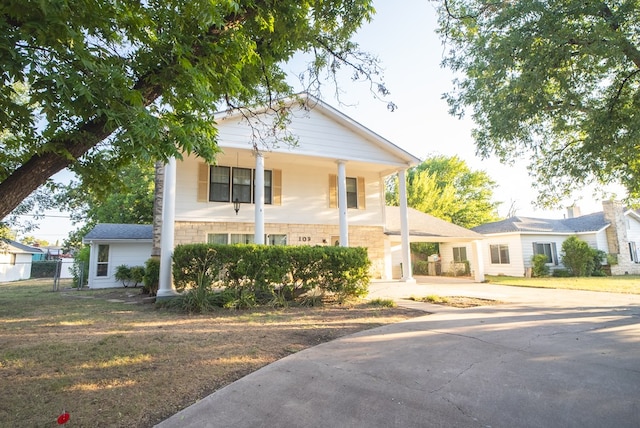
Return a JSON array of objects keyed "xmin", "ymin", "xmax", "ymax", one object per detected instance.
[
  {"xmin": 337, "ymin": 160, "xmax": 349, "ymax": 247},
  {"xmin": 398, "ymin": 169, "xmax": 414, "ymax": 282},
  {"xmin": 473, "ymin": 240, "xmax": 485, "ymax": 282},
  {"xmin": 254, "ymin": 152, "xmax": 265, "ymax": 244},
  {"xmin": 157, "ymin": 157, "xmax": 178, "ymax": 298}
]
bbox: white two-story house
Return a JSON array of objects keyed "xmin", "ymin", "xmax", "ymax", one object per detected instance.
[{"xmin": 84, "ymin": 94, "xmax": 487, "ymax": 290}]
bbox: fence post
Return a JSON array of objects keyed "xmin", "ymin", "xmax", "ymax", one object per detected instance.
[{"xmin": 53, "ymin": 259, "xmax": 62, "ymax": 291}]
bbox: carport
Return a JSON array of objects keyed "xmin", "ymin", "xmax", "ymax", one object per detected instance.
[{"xmin": 384, "ymin": 206, "xmax": 485, "ymax": 282}]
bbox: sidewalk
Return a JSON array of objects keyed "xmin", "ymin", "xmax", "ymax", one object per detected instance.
[{"xmin": 156, "ymin": 277, "xmax": 640, "ymax": 428}]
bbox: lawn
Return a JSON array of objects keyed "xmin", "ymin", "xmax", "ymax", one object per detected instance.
[
  {"xmin": 486, "ymin": 275, "xmax": 640, "ymax": 294},
  {"xmin": 0, "ymin": 279, "xmax": 421, "ymax": 427}
]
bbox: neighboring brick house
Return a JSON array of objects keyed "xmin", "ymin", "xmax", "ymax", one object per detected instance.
[
  {"xmin": 602, "ymin": 201, "xmax": 640, "ymax": 275},
  {"xmin": 471, "ymin": 201, "xmax": 640, "ymax": 277}
]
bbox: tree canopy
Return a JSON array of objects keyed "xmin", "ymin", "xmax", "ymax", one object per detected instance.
[
  {"xmin": 0, "ymin": 0, "xmax": 386, "ymax": 220},
  {"xmin": 437, "ymin": 0, "xmax": 640, "ymax": 207},
  {"xmin": 386, "ymin": 155, "xmax": 500, "ymax": 228},
  {"xmin": 58, "ymin": 161, "xmax": 156, "ymax": 249}
]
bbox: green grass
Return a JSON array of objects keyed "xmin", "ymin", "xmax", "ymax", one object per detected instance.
[
  {"xmin": 486, "ymin": 275, "xmax": 640, "ymax": 294},
  {"xmin": 367, "ymin": 298, "xmax": 396, "ymax": 308},
  {"xmin": 410, "ymin": 294, "xmax": 450, "ymax": 304}
]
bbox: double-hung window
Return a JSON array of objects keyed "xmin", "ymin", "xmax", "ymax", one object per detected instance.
[
  {"xmin": 453, "ymin": 246, "xmax": 467, "ymax": 262},
  {"xmin": 533, "ymin": 242, "xmax": 558, "ymax": 265},
  {"xmin": 490, "ymin": 244, "xmax": 510, "ymax": 264},
  {"xmin": 329, "ymin": 175, "xmax": 365, "ymax": 209},
  {"xmin": 346, "ymin": 177, "xmax": 358, "ymax": 208},
  {"xmin": 209, "ymin": 166, "xmax": 273, "ymax": 205},
  {"xmin": 210, "ymin": 166, "xmax": 231, "ymax": 202},
  {"xmin": 232, "ymin": 167, "xmax": 252, "ymax": 203},
  {"xmin": 97, "ymin": 244, "xmax": 109, "ymax": 276}
]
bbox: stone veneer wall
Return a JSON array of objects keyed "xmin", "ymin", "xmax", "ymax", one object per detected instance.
[
  {"xmin": 603, "ymin": 200, "xmax": 640, "ymax": 275},
  {"xmin": 151, "ymin": 161, "xmax": 165, "ymax": 258},
  {"xmin": 174, "ymin": 221, "xmax": 387, "ymax": 279}
]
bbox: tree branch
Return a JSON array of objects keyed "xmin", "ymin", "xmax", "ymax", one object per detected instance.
[
  {"xmin": 0, "ymin": 9, "xmax": 253, "ymax": 219},
  {"xmin": 598, "ymin": 2, "xmax": 640, "ymax": 69}
]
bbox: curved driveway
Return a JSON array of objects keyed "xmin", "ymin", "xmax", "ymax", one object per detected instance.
[{"xmin": 156, "ymin": 277, "xmax": 640, "ymax": 428}]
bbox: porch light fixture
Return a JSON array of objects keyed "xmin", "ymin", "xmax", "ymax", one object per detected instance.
[{"xmin": 233, "ymin": 198, "xmax": 240, "ymax": 215}]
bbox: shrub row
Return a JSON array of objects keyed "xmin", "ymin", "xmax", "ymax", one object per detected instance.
[
  {"xmin": 108, "ymin": 259, "xmax": 160, "ymax": 295},
  {"xmin": 170, "ymin": 244, "xmax": 371, "ymax": 311}
]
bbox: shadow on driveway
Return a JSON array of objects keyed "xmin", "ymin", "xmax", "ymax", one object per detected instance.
[{"xmin": 156, "ymin": 282, "xmax": 640, "ymax": 428}]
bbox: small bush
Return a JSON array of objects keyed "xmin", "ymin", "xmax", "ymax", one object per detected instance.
[
  {"xmin": 590, "ymin": 249, "xmax": 607, "ymax": 277},
  {"xmin": 531, "ymin": 254, "xmax": 550, "ymax": 277},
  {"xmin": 143, "ymin": 258, "xmax": 160, "ymax": 295},
  {"xmin": 70, "ymin": 246, "xmax": 90, "ymax": 287},
  {"xmin": 115, "ymin": 265, "xmax": 146, "ymax": 287},
  {"xmin": 130, "ymin": 266, "xmax": 145, "ymax": 285},
  {"xmin": 115, "ymin": 265, "xmax": 131, "ymax": 286},
  {"xmin": 561, "ymin": 236, "xmax": 594, "ymax": 276}
]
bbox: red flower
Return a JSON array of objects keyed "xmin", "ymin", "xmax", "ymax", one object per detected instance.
[{"xmin": 57, "ymin": 411, "xmax": 70, "ymax": 425}]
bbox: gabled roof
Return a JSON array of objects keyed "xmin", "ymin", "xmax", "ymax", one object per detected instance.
[
  {"xmin": 472, "ymin": 212, "xmax": 609, "ymax": 235},
  {"xmin": 385, "ymin": 206, "xmax": 484, "ymax": 241},
  {"xmin": 625, "ymin": 208, "xmax": 640, "ymax": 222},
  {"xmin": 83, "ymin": 224, "xmax": 153, "ymax": 242},
  {"xmin": 1, "ymin": 239, "xmax": 43, "ymax": 254},
  {"xmin": 215, "ymin": 92, "xmax": 421, "ymax": 170}
]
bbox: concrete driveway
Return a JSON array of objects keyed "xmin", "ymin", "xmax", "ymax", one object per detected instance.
[{"xmin": 156, "ymin": 277, "xmax": 640, "ymax": 428}]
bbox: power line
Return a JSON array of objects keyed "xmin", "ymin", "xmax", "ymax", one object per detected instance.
[{"xmin": 12, "ymin": 214, "xmax": 72, "ymax": 219}]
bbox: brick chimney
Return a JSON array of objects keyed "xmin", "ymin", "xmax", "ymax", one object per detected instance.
[{"xmin": 602, "ymin": 200, "xmax": 624, "ymax": 255}]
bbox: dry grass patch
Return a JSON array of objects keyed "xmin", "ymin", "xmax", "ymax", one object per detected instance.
[
  {"xmin": 410, "ymin": 294, "xmax": 503, "ymax": 308},
  {"xmin": 0, "ymin": 279, "xmax": 421, "ymax": 427}
]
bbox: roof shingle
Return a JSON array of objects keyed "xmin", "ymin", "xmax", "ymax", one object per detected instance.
[
  {"xmin": 83, "ymin": 224, "xmax": 153, "ymax": 241},
  {"xmin": 472, "ymin": 212, "xmax": 608, "ymax": 235}
]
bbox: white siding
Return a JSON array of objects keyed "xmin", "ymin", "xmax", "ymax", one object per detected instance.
[
  {"xmin": 0, "ymin": 253, "xmax": 32, "ymax": 282},
  {"xmin": 480, "ymin": 234, "xmax": 525, "ymax": 276},
  {"xmin": 520, "ymin": 235, "xmax": 566, "ymax": 269},
  {"xmin": 594, "ymin": 230, "xmax": 610, "ymax": 253},
  {"xmin": 389, "ymin": 243, "xmax": 403, "ymax": 279},
  {"xmin": 615, "ymin": 214, "xmax": 640, "ymax": 275},
  {"xmin": 439, "ymin": 243, "xmax": 473, "ymax": 275},
  {"xmin": 480, "ymin": 232, "xmax": 614, "ymax": 277},
  {"xmin": 87, "ymin": 242, "xmax": 152, "ymax": 289},
  {"xmin": 175, "ymin": 152, "xmax": 385, "ymax": 227},
  {"xmin": 215, "ymin": 106, "xmax": 407, "ymax": 166},
  {"xmin": 628, "ymin": 215, "xmax": 640, "ymax": 243}
]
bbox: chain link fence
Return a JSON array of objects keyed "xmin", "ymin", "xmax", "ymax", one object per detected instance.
[{"xmin": 0, "ymin": 259, "xmax": 79, "ymax": 291}]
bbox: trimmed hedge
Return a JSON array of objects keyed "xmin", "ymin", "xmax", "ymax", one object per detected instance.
[{"xmin": 171, "ymin": 244, "xmax": 371, "ymax": 309}]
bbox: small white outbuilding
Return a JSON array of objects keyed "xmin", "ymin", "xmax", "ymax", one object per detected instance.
[{"xmin": 83, "ymin": 224, "xmax": 153, "ymax": 289}]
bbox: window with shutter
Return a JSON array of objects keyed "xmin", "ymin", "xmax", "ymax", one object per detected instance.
[{"xmin": 329, "ymin": 174, "xmax": 365, "ymax": 209}]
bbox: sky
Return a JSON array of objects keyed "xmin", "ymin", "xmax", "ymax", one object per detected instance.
[{"xmin": 20, "ymin": 0, "xmax": 622, "ymax": 245}]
